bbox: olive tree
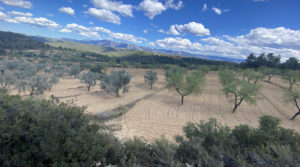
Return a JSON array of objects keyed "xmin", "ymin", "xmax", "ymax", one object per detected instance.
[
  {"xmin": 220, "ymin": 70, "xmax": 260, "ymax": 112},
  {"xmin": 17, "ymin": 75, "xmax": 49, "ymax": 96},
  {"xmin": 68, "ymin": 65, "xmax": 81, "ymax": 77},
  {"xmin": 167, "ymin": 67, "xmax": 205, "ymax": 105},
  {"xmin": 80, "ymin": 71, "xmax": 98, "ymax": 92},
  {"xmin": 46, "ymin": 75, "xmax": 59, "ymax": 91},
  {"xmin": 282, "ymin": 70, "xmax": 300, "ymax": 90},
  {"xmin": 284, "ymin": 89, "xmax": 300, "ymax": 120},
  {"xmin": 101, "ymin": 70, "xmax": 131, "ymax": 97},
  {"xmin": 0, "ymin": 70, "xmax": 16, "ymax": 88},
  {"xmin": 144, "ymin": 70, "xmax": 158, "ymax": 89}
]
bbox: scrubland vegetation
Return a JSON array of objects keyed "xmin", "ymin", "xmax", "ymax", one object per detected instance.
[{"xmin": 1, "ymin": 31, "xmax": 300, "ymax": 166}]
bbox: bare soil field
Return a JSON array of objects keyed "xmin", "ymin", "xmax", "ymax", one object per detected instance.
[
  {"xmin": 10, "ymin": 68, "xmax": 166, "ymax": 114},
  {"xmin": 110, "ymin": 73, "xmax": 300, "ymax": 141},
  {"xmin": 9, "ymin": 69, "xmax": 300, "ymax": 142}
]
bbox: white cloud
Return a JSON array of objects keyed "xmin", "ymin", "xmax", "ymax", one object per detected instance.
[
  {"xmin": 138, "ymin": 0, "xmax": 166, "ymax": 19},
  {"xmin": 110, "ymin": 32, "xmax": 146, "ymax": 43},
  {"xmin": 89, "ymin": 21, "xmax": 94, "ymax": 25},
  {"xmin": 59, "ymin": 7, "xmax": 75, "ymax": 15},
  {"xmin": 0, "ymin": 6, "xmax": 4, "ymax": 10},
  {"xmin": 161, "ymin": 22, "xmax": 210, "ymax": 36},
  {"xmin": 8, "ymin": 10, "xmax": 32, "ymax": 17},
  {"xmin": 86, "ymin": 8, "xmax": 120, "ymax": 24},
  {"xmin": 59, "ymin": 28, "xmax": 72, "ymax": 33},
  {"xmin": 0, "ymin": 11, "xmax": 18, "ymax": 23},
  {"xmin": 165, "ymin": 0, "xmax": 183, "ymax": 10},
  {"xmin": 167, "ymin": 25, "xmax": 180, "ymax": 35},
  {"xmin": 91, "ymin": 0, "xmax": 133, "ymax": 17},
  {"xmin": 226, "ymin": 27, "xmax": 300, "ymax": 50},
  {"xmin": 65, "ymin": 23, "xmax": 100, "ymax": 38},
  {"xmin": 14, "ymin": 16, "xmax": 60, "ymax": 28},
  {"xmin": 93, "ymin": 26, "xmax": 111, "ymax": 34},
  {"xmin": 143, "ymin": 29, "xmax": 148, "ymax": 34},
  {"xmin": 212, "ymin": 7, "xmax": 222, "ymax": 15},
  {"xmin": 62, "ymin": 23, "xmax": 146, "ymax": 43},
  {"xmin": 155, "ymin": 27, "xmax": 300, "ymax": 60},
  {"xmin": 202, "ymin": 4, "xmax": 207, "ymax": 12},
  {"xmin": 175, "ymin": 22, "xmax": 210, "ymax": 36},
  {"xmin": 0, "ymin": 0, "xmax": 32, "ymax": 9}
]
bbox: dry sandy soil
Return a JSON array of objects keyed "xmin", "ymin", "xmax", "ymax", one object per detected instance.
[
  {"xmin": 9, "ymin": 69, "xmax": 300, "ymax": 142},
  {"xmin": 110, "ymin": 73, "xmax": 300, "ymax": 141},
  {"xmin": 10, "ymin": 68, "xmax": 166, "ymax": 114}
]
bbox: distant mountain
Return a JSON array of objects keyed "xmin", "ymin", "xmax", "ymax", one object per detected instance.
[{"xmin": 29, "ymin": 36, "xmax": 244, "ymax": 63}]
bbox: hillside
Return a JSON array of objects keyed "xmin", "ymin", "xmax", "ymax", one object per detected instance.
[
  {"xmin": 47, "ymin": 41, "xmax": 154, "ymax": 57},
  {"xmin": 0, "ymin": 31, "xmax": 49, "ymax": 50}
]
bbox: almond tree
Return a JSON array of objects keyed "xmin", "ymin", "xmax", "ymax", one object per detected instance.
[
  {"xmin": 282, "ymin": 70, "xmax": 300, "ymax": 90},
  {"xmin": 284, "ymin": 89, "xmax": 300, "ymax": 120},
  {"xmin": 220, "ymin": 70, "xmax": 260, "ymax": 112},
  {"xmin": 167, "ymin": 67, "xmax": 205, "ymax": 105}
]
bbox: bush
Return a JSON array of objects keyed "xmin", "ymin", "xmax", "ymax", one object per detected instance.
[{"xmin": 0, "ymin": 90, "xmax": 115, "ymax": 166}]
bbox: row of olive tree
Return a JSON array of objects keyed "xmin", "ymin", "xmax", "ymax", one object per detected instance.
[{"xmin": 0, "ymin": 60, "xmax": 65, "ymax": 96}]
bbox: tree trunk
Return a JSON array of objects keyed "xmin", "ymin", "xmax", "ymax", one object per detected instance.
[
  {"xmin": 116, "ymin": 88, "xmax": 120, "ymax": 97},
  {"xmin": 268, "ymin": 75, "xmax": 271, "ymax": 82},
  {"xmin": 291, "ymin": 110, "xmax": 300, "ymax": 120},
  {"xmin": 181, "ymin": 96, "xmax": 184, "ymax": 105},
  {"xmin": 150, "ymin": 83, "xmax": 153, "ymax": 89},
  {"xmin": 232, "ymin": 98, "xmax": 243, "ymax": 113},
  {"xmin": 87, "ymin": 85, "xmax": 90, "ymax": 92}
]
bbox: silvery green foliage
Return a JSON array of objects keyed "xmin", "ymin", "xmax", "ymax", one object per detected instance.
[
  {"xmin": 101, "ymin": 70, "xmax": 131, "ymax": 97},
  {"xmin": 68, "ymin": 65, "xmax": 81, "ymax": 77},
  {"xmin": 46, "ymin": 75, "xmax": 60, "ymax": 91},
  {"xmin": 144, "ymin": 70, "xmax": 158, "ymax": 89},
  {"xmin": 80, "ymin": 71, "xmax": 98, "ymax": 91},
  {"xmin": 0, "ymin": 70, "xmax": 16, "ymax": 88},
  {"xmin": 17, "ymin": 75, "xmax": 49, "ymax": 96}
]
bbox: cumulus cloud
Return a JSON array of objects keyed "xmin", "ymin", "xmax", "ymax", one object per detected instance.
[
  {"xmin": 59, "ymin": 7, "xmax": 75, "ymax": 15},
  {"xmin": 226, "ymin": 27, "xmax": 300, "ymax": 50},
  {"xmin": 0, "ymin": 11, "xmax": 18, "ymax": 23},
  {"xmin": 91, "ymin": 0, "xmax": 133, "ymax": 17},
  {"xmin": 212, "ymin": 7, "xmax": 222, "ymax": 15},
  {"xmin": 14, "ymin": 16, "xmax": 60, "ymax": 28},
  {"xmin": 62, "ymin": 23, "xmax": 146, "ymax": 43},
  {"xmin": 138, "ymin": 0, "xmax": 183, "ymax": 19},
  {"xmin": 167, "ymin": 25, "xmax": 180, "ymax": 35},
  {"xmin": 176, "ymin": 22, "xmax": 210, "ymax": 36},
  {"xmin": 8, "ymin": 11, "xmax": 32, "ymax": 17},
  {"xmin": 138, "ymin": 0, "xmax": 166, "ymax": 19},
  {"xmin": 162, "ymin": 22, "xmax": 210, "ymax": 36},
  {"xmin": 165, "ymin": 0, "xmax": 183, "ymax": 10},
  {"xmin": 110, "ymin": 32, "xmax": 146, "ymax": 43},
  {"xmin": 0, "ymin": 0, "xmax": 32, "ymax": 9},
  {"xmin": 59, "ymin": 28, "xmax": 72, "ymax": 33},
  {"xmin": 155, "ymin": 27, "xmax": 300, "ymax": 60},
  {"xmin": 86, "ymin": 8, "xmax": 120, "ymax": 24}
]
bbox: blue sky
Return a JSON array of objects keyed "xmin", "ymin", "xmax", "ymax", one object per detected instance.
[{"xmin": 0, "ymin": 0, "xmax": 300, "ymax": 60}]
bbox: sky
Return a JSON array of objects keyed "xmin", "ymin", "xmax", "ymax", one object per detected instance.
[{"xmin": 0, "ymin": 0, "xmax": 300, "ymax": 60}]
